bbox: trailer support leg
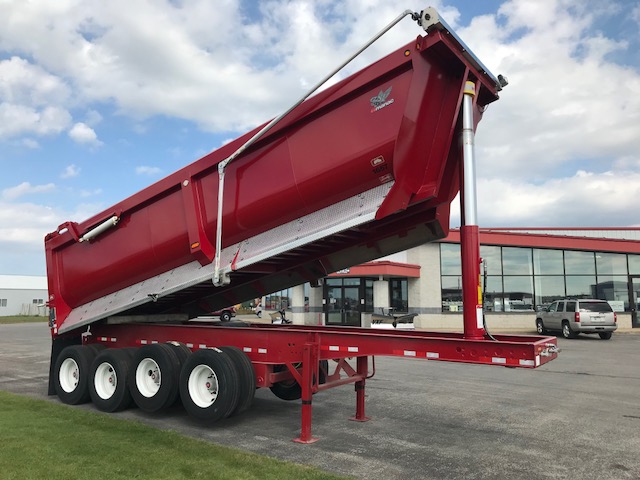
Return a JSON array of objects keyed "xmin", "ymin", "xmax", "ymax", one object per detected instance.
[
  {"xmin": 294, "ymin": 342, "xmax": 319, "ymax": 444},
  {"xmin": 350, "ymin": 356, "xmax": 371, "ymax": 422}
]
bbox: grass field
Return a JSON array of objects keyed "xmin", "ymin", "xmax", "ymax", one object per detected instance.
[
  {"xmin": 0, "ymin": 315, "xmax": 47, "ymax": 324},
  {"xmin": 0, "ymin": 391, "xmax": 348, "ymax": 480}
]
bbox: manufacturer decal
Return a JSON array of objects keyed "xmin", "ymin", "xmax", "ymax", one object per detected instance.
[{"xmin": 370, "ymin": 86, "xmax": 394, "ymax": 112}]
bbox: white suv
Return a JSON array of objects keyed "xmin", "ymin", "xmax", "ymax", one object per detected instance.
[{"xmin": 536, "ymin": 299, "xmax": 617, "ymax": 340}]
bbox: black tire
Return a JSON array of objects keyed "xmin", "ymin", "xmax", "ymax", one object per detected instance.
[
  {"xmin": 218, "ymin": 346, "xmax": 255, "ymax": 416},
  {"xmin": 599, "ymin": 332, "xmax": 613, "ymax": 340},
  {"xmin": 129, "ymin": 343, "xmax": 181, "ymax": 412},
  {"xmin": 562, "ymin": 321, "xmax": 578, "ymax": 339},
  {"xmin": 54, "ymin": 345, "xmax": 101, "ymax": 405},
  {"xmin": 220, "ymin": 311, "xmax": 232, "ymax": 322},
  {"xmin": 269, "ymin": 360, "xmax": 328, "ymax": 401},
  {"xmin": 167, "ymin": 341, "xmax": 192, "ymax": 366},
  {"xmin": 166, "ymin": 342, "xmax": 193, "ymax": 405},
  {"xmin": 89, "ymin": 348, "xmax": 136, "ymax": 412},
  {"xmin": 535, "ymin": 319, "xmax": 546, "ymax": 335},
  {"xmin": 179, "ymin": 349, "xmax": 240, "ymax": 423}
]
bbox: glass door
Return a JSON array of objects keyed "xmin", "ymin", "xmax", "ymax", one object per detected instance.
[
  {"xmin": 629, "ymin": 276, "xmax": 640, "ymax": 328},
  {"xmin": 326, "ymin": 285, "xmax": 361, "ymax": 326}
]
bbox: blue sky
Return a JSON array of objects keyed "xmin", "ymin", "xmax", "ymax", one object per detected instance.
[{"xmin": 1, "ymin": 0, "xmax": 639, "ymax": 275}]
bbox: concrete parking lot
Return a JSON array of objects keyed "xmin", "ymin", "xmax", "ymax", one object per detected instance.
[{"xmin": 1, "ymin": 322, "xmax": 640, "ymax": 479}]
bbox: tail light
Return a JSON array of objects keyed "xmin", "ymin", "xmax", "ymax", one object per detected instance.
[
  {"xmin": 614, "ymin": 312, "xmax": 617, "ymax": 323},
  {"xmin": 574, "ymin": 312, "xmax": 580, "ymax": 323}
]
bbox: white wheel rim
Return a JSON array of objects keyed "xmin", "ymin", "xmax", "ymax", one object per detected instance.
[
  {"xmin": 188, "ymin": 364, "xmax": 218, "ymax": 408},
  {"xmin": 136, "ymin": 358, "xmax": 161, "ymax": 398},
  {"xmin": 59, "ymin": 358, "xmax": 80, "ymax": 393},
  {"xmin": 94, "ymin": 362, "xmax": 117, "ymax": 400}
]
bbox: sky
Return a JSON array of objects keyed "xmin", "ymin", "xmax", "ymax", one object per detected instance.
[{"xmin": 1, "ymin": 0, "xmax": 639, "ymax": 276}]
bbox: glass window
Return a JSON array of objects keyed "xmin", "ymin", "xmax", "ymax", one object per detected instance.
[
  {"xmin": 547, "ymin": 302, "xmax": 558, "ymax": 313},
  {"xmin": 390, "ymin": 278, "xmax": 408, "ymax": 311},
  {"xmin": 628, "ymin": 254, "xmax": 640, "ymax": 275},
  {"xmin": 441, "ymin": 276, "xmax": 462, "ymax": 312},
  {"xmin": 565, "ymin": 275, "xmax": 596, "ymax": 298},
  {"xmin": 344, "ymin": 278, "xmax": 361, "ymax": 286},
  {"xmin": 440, "ymin": 244, "xmax": 461, "ymax": 275},
  {"xmin": 564, "ymin": 251, "xmax": 595, "ymax": 274},
  {"xmin": 0, "ymin": 299, "xmax": 6, "ymax": 307},
  {"xmin": 534, "ymin": 276, "xmax": 565, "ymax": 308},
  {"xmin": 364, "ymin": 279, "xmax": 374, "ymax": 312},
  {"xmin": 502, "ymin": 247, "xmax": 533, "ymax": 275},
  {"xmin": 595, "ymin": 252, "xmax": 627, "ymax": 275},
  {"xmin": 483, "ymin": 275, "xmax": 503, "ymax": 312},
  {"xmin": 480, "ymin": 245, "xmax": 502, "ymax": 275},
  {"xmin": 325, "ymin": 278, "xmax": 342, "ymax": 286},
  {"xmin": 565, "ymin": 300, "xmax": 577, "ymax": 313},
  {"xmin": 533, "ymin": 249, "xmax": 564, "ymax": 275},
  {"xmin": 503, "ymin": 276, "xmax": 534, "ymax": 311},
  {"xmin": 595, "ymin": 275, "xmax": 629, "ymax": 311}
]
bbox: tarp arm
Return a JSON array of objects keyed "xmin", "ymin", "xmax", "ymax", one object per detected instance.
[{"xmin": 212, "ymin": 7, "xmax": 423, "ymax": 286}]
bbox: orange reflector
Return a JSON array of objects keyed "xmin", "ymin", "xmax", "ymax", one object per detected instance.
[
  {"xmin": 404, "ymin": 49, "xmax": 411, "ymax": 57},
  {"xmin": 191, "ymin": 242, "xmax": 200, "ymax": 249}
]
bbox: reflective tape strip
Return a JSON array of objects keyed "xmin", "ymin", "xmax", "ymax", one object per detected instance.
[
  {"xmin": 199, "ymin": 344, "xmax": 207, "ymax": 349},
  {"xmin": 99, "ymin": 337, "xmax": 117, "ymax": 343},
  {"xmin": 322, "ymin": 345, "xmax": 359, "ymax": 353},
  {"xmin": 186, "ymin": 343, "xmax": 194, "ymax": 349},
  {"xmin": 243, "ymin": 347, "xmax": 252, "ymax": 353},
  {"xmin": 140, "ymin": 339, "xmax": 148, "ymax": 345},
  {"xmin": 492, "ymin": 357, "xmax": 507, "ymax": 364},
  {"xmin": 519, "ymin": 359, "xmax": 535, "ymax": 367},
  {"xmin": 258, "ymin": 348, "xmax": 267, "ymax": 354},
  {"xmin": 392, "ymin": 350, "xmax": 439, "ymax": 359}
]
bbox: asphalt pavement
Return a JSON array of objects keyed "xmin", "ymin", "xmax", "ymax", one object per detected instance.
[{"xmin": 1, "ymin": 322, "xmax": 640, "ymax": 479}]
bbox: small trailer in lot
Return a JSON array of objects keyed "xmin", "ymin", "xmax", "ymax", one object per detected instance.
[{"xmin": 45, "ymin": 7, "xmax": 558, "ymax": 443}]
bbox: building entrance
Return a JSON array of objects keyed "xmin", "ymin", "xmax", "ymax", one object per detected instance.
[{"xmin": 325, "ymin": 280, "xmax": 361, "ymax": 326}]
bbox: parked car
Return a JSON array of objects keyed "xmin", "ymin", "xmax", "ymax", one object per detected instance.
[
  {"xmin": 212, "ymin": 306, "xmax": 236, "ymax": 322},
  {"xmin": 536, "ymin": 299, "xmax": 617, "ymax": 340}
]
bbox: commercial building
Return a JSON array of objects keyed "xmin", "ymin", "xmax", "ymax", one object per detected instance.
[
  {"xmin": 265, "ymin": 228, "xmax": 640, "ymax": 330},
  {"xmin": 0, "ymin": 275, "xmax": 48, "ymax": 316}
]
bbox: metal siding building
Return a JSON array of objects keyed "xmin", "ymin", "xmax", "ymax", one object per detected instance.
[{"xmin": 0, "ymin": 275, "xmax": 48, "ymax": 316}]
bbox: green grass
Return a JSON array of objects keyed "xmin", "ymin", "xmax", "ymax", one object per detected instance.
[
  {"xmin": 0, "ymin": 315, "xmax": 47, "ymax": 324},
  {"xmin": 0, "ymin": 391, "xmax": 349, "ymax": 480}
]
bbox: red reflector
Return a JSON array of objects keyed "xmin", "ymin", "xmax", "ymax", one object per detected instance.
[
  {"xmin": 614, "ymin": 312, "xmax": 617, "ymax": 323},
  {"xmin": 574, "ymin": 312, "xmax": 580, "ymax": 323}
]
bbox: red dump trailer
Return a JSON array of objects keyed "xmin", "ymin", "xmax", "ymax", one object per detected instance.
[{"xmin": 45, "ymin": 8, "xmax": 558, "ymax": 442}]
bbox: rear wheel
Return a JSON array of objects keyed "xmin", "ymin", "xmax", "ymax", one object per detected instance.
[
  {"xmin": 269, "ymin": 360, "xmax": 329, "ymax": 401},
  {"xmin": 218, "ymin": 346, "xmax": 255, "ymax": 416},
  {"xmin": 535, "ymin": 319, "xmax": 546, "ymax": 335},
  {"xmin": 562, "ymin": 321, "xmax": 578, "ymax": 339},
  {"xmin": 89, "ymin": 348, "xmax": 136, "ymax": 412},
  {"xmin": 54, "ymin": 345, "xmax": 101, "ymax": 405},
  {"xmin": 179, "ymin": 348, "xmax": 239, "ymax": 423},
  {"xmin": 598, "ymin": 332, "xmax": 613, "ymax": 340},
  {"xmin": 129, "ymin": 344, "xmax": 181, "ymax": 412},
  {"xmin": 220, "ymin": 311, "xmax": 232, "ymax": 322}
]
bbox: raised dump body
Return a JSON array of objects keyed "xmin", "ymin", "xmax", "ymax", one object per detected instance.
[{"xmin": 45, "ymin": 12, "xmax": 501, "ymax": 336}]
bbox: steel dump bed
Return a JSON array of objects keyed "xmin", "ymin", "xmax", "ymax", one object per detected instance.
[{"xmin": 46, "ymin": 25, "xmax": 501, "ymax": 336}]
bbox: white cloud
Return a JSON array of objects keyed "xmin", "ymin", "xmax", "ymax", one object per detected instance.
[
  {"xmin": 61, "ymin": 164, "xmax": 80, "ymax": 179},
  {"xmin": 2, "ymin": 182, "xmax": 55, "ymax": 201},
  {"xmin": 68, "ymin": 122, "xmax": 102, "ymax": 146},
  {"xmin": 0, "ymin": 56, "xmax": 72, "ymax": 139},
  {"xmin": 136, "ymin": 166, "xmax": 162, "ymax": 176}
]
